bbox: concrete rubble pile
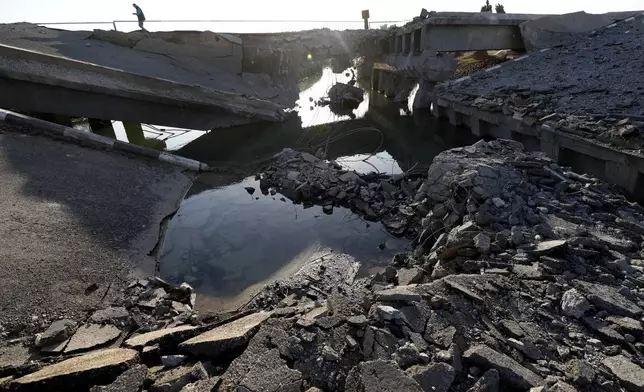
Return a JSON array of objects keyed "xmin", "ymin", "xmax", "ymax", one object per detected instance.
[
  {"xmin": 257, "ymin": 148, "xmax": 426, "ymax": 237},
  {"xmin": 435, "ymin": 14, "xmax": 644, "ymax": 153},
  {"xmin": 3, "ymin": 139, "xmax": 644, "ymax": 391}
]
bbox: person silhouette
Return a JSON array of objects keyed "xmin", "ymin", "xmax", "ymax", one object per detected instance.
[{"xmin": 132, "ymin": 4, "xmax": 147, "ymax": 31}]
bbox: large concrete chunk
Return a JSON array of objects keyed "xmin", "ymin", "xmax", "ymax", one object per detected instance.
[
  {"xmin": 124, "ymin": 325, "xmax": 199, "ymax": 349},
  {"xmin": 576, "ymin": 281, "xmax": 642, "ymax": 318},
  {"xmin": 90, "ymin": 307, "xmax": 130, "ymax": 324},
  {"xmin": 376, "ymin": 287, "xmax": 422, "ymax": 303},
  {"xmin": 65, "ymin": 324, "xmax": 122, "ymax": 354},
  {"xmin": 406, "ymin": 363, "xmax": 455, "ymax": 392},
  {"xmin": 12, "ymin": 348, "xmax": 139, "ymax": 391},
  {"xmin": 345, "ymin": 360, "xmax": 423, "ymax": 392},
  {"xmin": 463, "ymin": 345, "xmax": 544, "ymax": 390},
  {"xmin": 34, "ymin": 319, "xmax": 78, "ymax": 347},
  {"xmin": 179, "ymin": 312, "xmax": 271, "ymax": 357},
  {"xmin": 602, "ymin": 355, "xmax": 644, "ymax": 392}
]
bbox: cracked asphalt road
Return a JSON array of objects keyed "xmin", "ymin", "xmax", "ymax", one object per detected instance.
[{"xmin": 0, "ymin": 124, "xmax": 193, "ymax": 335}]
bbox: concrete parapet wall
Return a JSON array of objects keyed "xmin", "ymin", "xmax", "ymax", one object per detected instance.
[{"xmin": 430, "ymin": 97, "xmax": 644, "ymax": 200}]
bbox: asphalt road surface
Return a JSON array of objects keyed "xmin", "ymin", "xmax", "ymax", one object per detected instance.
[{"xmin": 0, "ymin": 124, "xmax": 193, "ymax": 336}]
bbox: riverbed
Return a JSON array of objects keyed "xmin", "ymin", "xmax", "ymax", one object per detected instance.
[{"xmin": 158, "ymin": 67, "xmax": 477, "ymax": 312}]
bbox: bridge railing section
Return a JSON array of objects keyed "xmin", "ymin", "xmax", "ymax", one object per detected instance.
[{"xmin": 36, "ymin": 19, "xmax": 409, "ymax": 33}]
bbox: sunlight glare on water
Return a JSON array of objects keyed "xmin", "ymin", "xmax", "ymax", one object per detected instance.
[{"xmin": 297, "ymin": 67, "xmax": 369, "ymax": 128}]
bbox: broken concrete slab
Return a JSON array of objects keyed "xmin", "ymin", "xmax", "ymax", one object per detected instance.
[
  {"xmin": 345, "ymin": 360, "xmax": 423, "ymax": 392},
  {"xmin": 406, "ymin": 363, "xmax": 455, "ymax": 392},
  {"xmin": 0, "ymin": 343, "xmax": 31, "ymax": 371},
  {"xmin": 575, "ymin": 281, "xmax": 642, "ymax": 317},
  {"xmin": 463, "ymin": 345, "xmax": 544, "ymax": 390},
  {"xmin": 90, "ymin": 307, "xmax": 130, "ymax": 324},
  {"xmin": 124, "ymin": 325, "xmax": 200, "ymax": 349},
  {"xmin": 65, "ymin": 324, "xmax": 122, "ymax": 354},
  {"xmin": 602, "ymin": 355, "xmax": 644, "ymax": 392},
  {"xmin": 376, "ymin": 287, "xmax": 422, "ymax": 303},
  {"xmin": 40, "ymin": 339, "xmax": 70, "ymax": 355},
  {"xmin": 397, "ymin": 268, "xmax": 425, "ymax": 286},
  {"xmin": 606, "ymin": 316, "xmax": 644, "ymax": 334},
  {"xmin": 11, "ymin": 348, "xmax": 139, "ymax": 391},
  {"xmin": 34, "ymin": 319, "xmax": 78, "ymax": 347},
  {"xmin": 581, "ymin": 317, "xmax": 625, "ymax": 343},
  {"xmin": 219, "ymin": 326, "xmax": 302, "ymax": 392},
  {"xmin": 534, "ymin": 240, "xmax": 567, "ymax": 254},
  {"xmin": 179, "ymin": 312, "xmax": 271, "ymax": 357},
  {"xmin": 89, "ymin": 364, "xmax": 147, "ymax": 392}
]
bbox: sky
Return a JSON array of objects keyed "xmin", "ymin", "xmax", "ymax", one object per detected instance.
[{"xmin": 3, "ymin": 0, "xmax": 643, "ymax": 33}]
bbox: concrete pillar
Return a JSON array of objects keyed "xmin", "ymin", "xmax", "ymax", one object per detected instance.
[
  {"xmin": 412, "ymin": 80, "xmax": 435, "ymax": 110},
  {"xmin": 123, "ymin": 122, "xmax": 145, "ymax": 145},
  {"xmin": 403, "ymin": 34, "xmax": 411, "ymax": 54},
  {"xmin": 88, "ymin": 118, "xmax": 116, "ymax": 139},
  {"xmin": 420, "ymin": 26, "xmax": 428, "ymax": 51},
  {"xmin": 470, "ymin": 118, "xmax": 491, "ymax": 138},
  {"xmin": 539, "ymin": 131, "xmax": 560, "ymax": 161},
  {"xmin": 447, "ymin": 108, "xmax": 464, "ymax": 126},
  {"xmin": 395, "ymin": 36, "xmax": 403, "ymax": 54},
  {"xmin": 605, "ymin": 161, "xmax": 641, "ymax": 196},
  {"xmin": 388, "ymin": 37, "xmax": 395, "ymax": 54},
  {"xmin": 412, "ymin": 29, "xmax": 422, "ymax": 53},
  {"xmin": 371, "ymin": 69, "xmax": 380, "ymax": 91}
]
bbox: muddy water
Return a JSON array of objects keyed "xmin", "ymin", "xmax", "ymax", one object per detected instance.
[{"xmin": 159, "ymin": 67, "xmax": 478, "ymax": 312}]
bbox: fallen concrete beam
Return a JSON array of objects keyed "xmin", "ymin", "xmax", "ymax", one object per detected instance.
[
  {"xmin": 0, "ymin": 44, "xmax": 288, "ymax": 129},
  {"xmin": 11, "ymin": 348, "xmax": 139, "ymax": 391}
]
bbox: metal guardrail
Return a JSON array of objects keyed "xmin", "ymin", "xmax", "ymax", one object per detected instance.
[{"xmin": 36, "ymin": 19, "xmax": 408, "ymax": 33}]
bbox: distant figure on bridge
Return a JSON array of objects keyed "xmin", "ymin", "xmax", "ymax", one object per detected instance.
[{"xmin": 132, "ymin": 4, "xmax": 147, "ymax": 31}]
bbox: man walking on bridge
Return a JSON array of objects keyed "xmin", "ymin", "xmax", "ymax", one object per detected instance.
[{"xmin": 132, "ymin": 4, "xmax": 147, "ymax": 31}]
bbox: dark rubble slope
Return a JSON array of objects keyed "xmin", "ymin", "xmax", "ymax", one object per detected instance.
[
  {"xmin": 3, "ymin": 140, "xmax": 644, "ymax": 392},
  {"xmin": 435, "ymin": 13, "xmax": 644, "ymax": 151}
]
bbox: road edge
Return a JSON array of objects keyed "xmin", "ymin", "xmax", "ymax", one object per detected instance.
[{"xmin": 0, "ymin": 109, "xmax": 208, "ymax": 172}]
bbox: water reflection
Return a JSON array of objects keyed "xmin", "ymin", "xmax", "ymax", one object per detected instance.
[
  {"xmin": 297, "ymin": 67, "xmax": 369, "ymax": 127},
  {"xmin": 160, "ymin": 65, "xmax": 480, "ymax": 312},
  {"xmin": 160, "ymin": 176, "xmax": 408, "ymax": 311}
]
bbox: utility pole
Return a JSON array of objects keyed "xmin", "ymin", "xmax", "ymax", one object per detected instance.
[{"xmin": 362, "ymin": 10, "xmax": 370, "ymax": 30}]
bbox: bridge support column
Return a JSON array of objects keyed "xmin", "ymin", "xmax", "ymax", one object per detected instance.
[{"xmin": 413, "ymin": 80, "xmax": 436, "ymax": 110}]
